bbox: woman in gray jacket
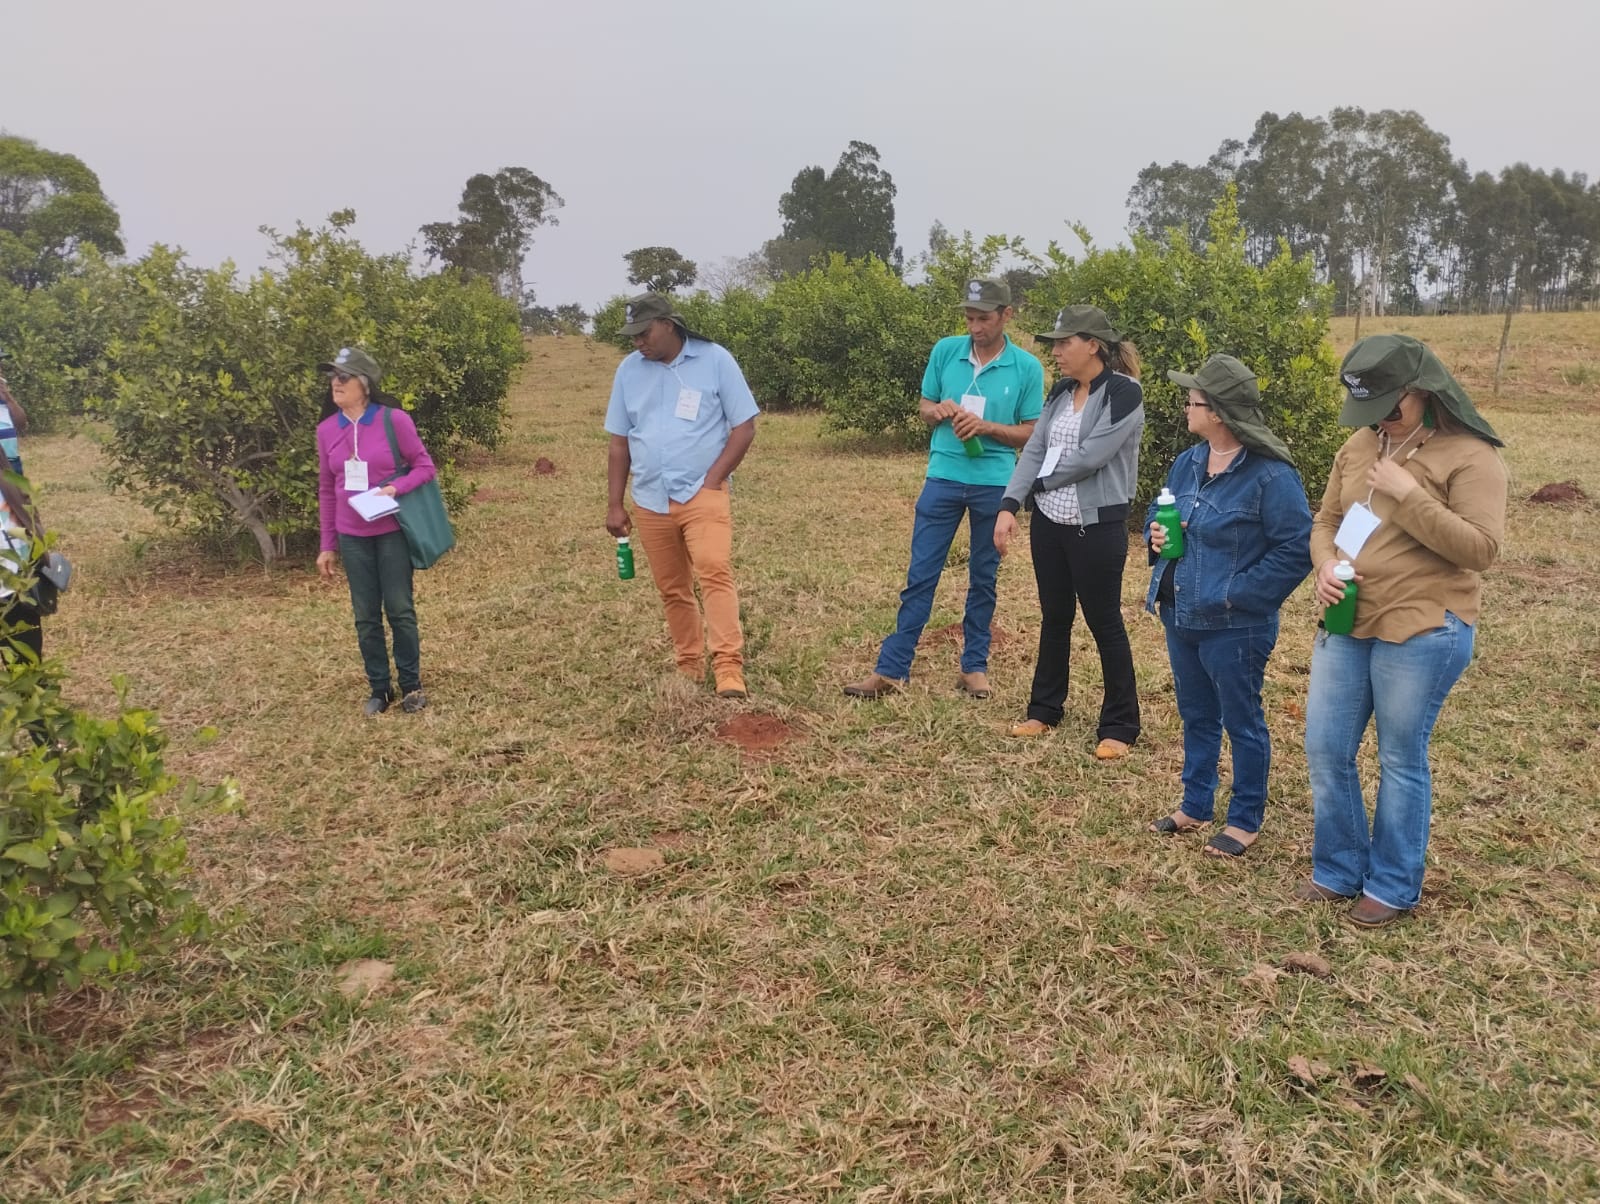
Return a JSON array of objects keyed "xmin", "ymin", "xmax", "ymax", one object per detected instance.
[{"xmin": 993, "ymin": 306, "xmax": 1144, "ymax": 758}]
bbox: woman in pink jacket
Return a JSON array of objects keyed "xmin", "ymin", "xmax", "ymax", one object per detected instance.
[{"xmin": 315, "ymin": 348, "xmax": 437, "ymax": 716}]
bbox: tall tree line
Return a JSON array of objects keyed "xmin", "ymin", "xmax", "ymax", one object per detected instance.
[{"xmin": 1128, "ymin": 108, "xmax": 1600, "ymax": 315}]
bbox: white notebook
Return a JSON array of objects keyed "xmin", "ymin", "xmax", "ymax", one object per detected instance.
[{"xmin": 348, "ymin": 488, "xmax": 400, "ymax": 521}]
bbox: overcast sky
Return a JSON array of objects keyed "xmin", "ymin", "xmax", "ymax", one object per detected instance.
[{"xmin": 10, "ymin": 0, "xmax": 1599, "ymax": 312}]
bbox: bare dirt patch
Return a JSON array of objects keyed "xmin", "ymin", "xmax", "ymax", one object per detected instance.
[
  {"xmin": 1528, "ymin": 480, "xmax": 1588, "ymax": 504},
  {"xmin": 715, "ymin": 713, "xmax": 799, "ymax": 753},
  {"xmin": 919, "ymin": 621, "xmax": 1017, "ymax": 649},
  {"xmin": 534, "ymin": 457, "xmax": 557, "ymax": 475},
  {"xmin": 600, "ymin": 847, "xmax": 665, "ymax": 875},
  {"xmin": 84, "ymin": 1084, "xmax": 163, "ymax": 1136}
]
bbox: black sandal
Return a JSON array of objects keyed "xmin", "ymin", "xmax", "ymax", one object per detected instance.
[
  {"xmin": 1149, "ymin": 813, "xmax": 1206, "ymax": 835},
  {"xmin": 1203, "ymin": 832, "xmax": 1251, "ymax": 858}
]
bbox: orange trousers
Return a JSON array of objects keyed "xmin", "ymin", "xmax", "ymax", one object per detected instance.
[{"xmin": 632, "ymin": 486, "xmax": 743, "ymax": 675}]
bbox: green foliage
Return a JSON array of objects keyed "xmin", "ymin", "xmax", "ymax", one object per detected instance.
[
  {"xmin": 0, "ymin": 245, "xmax": 134, "ymax": 432},
  {"xmin": 1, "ymin": 594, "xmax": 238, "ymax": 1001},
  {"xmin": 593, "ymin": 258, "xmax": 947, "ymax": 437},
  {"xmin": 623, "ymin": 246, "xmax": 697, "ymax": 294},
  {"xmin": 772, "ymin": 141, "xmax": 901, "ymax": 273},
  {"xmin": 89, "ymin": 213, "xmax": 524, "ymax": 563},
  {"xmin": 1026, "ymin": 188, "xmax": 1343, "ymax": 503},
  {"xmin": 0, "ymin": 134, "xmax": 125, "ymax": 292},
  {"xmin": 591, "ymin": 197, "xmax": 1340, "ymax": 474},
  {"xmin": 420, "ymin": 168, "xmax": 562, "ymax": 301}
]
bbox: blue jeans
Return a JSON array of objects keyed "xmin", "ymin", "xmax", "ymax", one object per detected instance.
[
  {"xmin": 876, "ymin": 478, "xmax": 1003, "ymax": 679},
  {"xmin": 338, "ymin": 530, "xmax": 421, "ymax": 697},
  {"xmin": 1162, "ymin": 608, "xmax": 1277, "ymax": 833},
  {"xmin": 1305, "ymin": 613, "xmax": 1475, "ymax": 910}
]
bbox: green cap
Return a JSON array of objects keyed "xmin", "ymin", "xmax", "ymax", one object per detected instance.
[
  {"xmin": 1339, "ymin": 334, "xmax": 1503, "ymax": 445},
  {"xmin": 1168, "ymin": 354, "xmax": 1260, "ymax": 407},
  {"xmin": 317, "ymin": 346, "xmax": 382, "ymax": 385},
  {"xmin": 958, "ymin": 277, "xmax": 1012, "ymax": 312},
  {"xmin": 1170, "ymin": 354, "xmax": 1295, "ymax": 464},
  {"xmin": 620, "ymin": 292, "xmax": 685, "ymax": 337},
  {"xmin": 1037, "ymin": 304, "xmax": 1122, "ymax": 344}
]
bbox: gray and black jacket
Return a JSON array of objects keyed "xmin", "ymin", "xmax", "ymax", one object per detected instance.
[{"xmin": 1002, "ymin": 367, "xmax": 1144, "ymax": 525}]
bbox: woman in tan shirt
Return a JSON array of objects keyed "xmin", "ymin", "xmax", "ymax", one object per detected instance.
[{"xmin": 1297, "ymin": 335, "xmax": 1506, "ymax": 927}]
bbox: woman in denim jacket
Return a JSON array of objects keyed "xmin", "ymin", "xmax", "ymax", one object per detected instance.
[{"xmin": 1144, "ymin": 356, "xmax": 1312, "ymax": 858}]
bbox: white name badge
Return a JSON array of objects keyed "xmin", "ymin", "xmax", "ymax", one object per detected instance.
[
  {"xmin": 960, "ymin": 394, "xmax": 986, "ymax": 420},
  {"xmin": 1039, "ymin": 447, "xmax": 1063, "ymax": 477},
  {"xmin": 343, "ymin": 458, "xmax": 369, "ymax": 492},
  {"xmin": 675, "ymin": 388, "xmax": 702, "ymax": 420},
  {"xmin": 1334, "ymin": 501, "xmax": 1382, "ymax": 559}
]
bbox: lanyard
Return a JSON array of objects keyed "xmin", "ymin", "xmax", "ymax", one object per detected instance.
[
  {"xmin": 1364, "ymin": 423, "xmax": 1431, "ymax": 507},
  {"xmin": 349, "ymin": 412, "xmax": 364, "ymax": 462}
]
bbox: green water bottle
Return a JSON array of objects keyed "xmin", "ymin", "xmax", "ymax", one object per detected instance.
[
  {"xmin": 961, "ymin": 432, "xmax": 984, "ymax": 457},
  {"xmin": 1154, "ymin": 488, "xmax": 1184, "ymax": 560},
  {"xmin": 615, "ymin": 536, "xmax": 635, "ymax": 580},
  {"xmin": 1323, "ymin": 560, "xmax": 1357, "ymax": 634}
]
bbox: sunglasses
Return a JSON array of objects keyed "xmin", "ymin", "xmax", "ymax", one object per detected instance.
[{"xmin": 329, "ymin": 370, "xmax": 355, "ymax": 384}]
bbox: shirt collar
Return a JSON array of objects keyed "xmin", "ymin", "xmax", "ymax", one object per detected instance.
[
  {"xmin": 336, "ymin": 401, "xmax": 381, "ymax": 429},
  {"xmin": 967, "ymin": 334, "xmax": 1017, "ymax": 368}
]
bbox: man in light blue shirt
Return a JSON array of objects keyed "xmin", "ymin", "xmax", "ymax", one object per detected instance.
[
  {"xmin": 605, "ymin": 293, "xmax": 759, "ymax": 698},
  {"xmin": 843, "ymin": 278, "xmax": 1043, "ymax": 701}
]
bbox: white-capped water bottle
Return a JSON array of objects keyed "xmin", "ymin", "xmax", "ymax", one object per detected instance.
[
  {"xmin": 1322, "ymin": 560, "xmax": 1357, "ymax": 634},
  {"xmin": 1154, "ymin": 488, "xmax": 1184, "ymax": 560}
]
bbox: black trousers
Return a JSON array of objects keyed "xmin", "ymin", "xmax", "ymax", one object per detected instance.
[
  {"xmin": 1025, "ymin": 512, "xmax": 1141, "ymax": 741},
  {"xmin": 2, "ymin": 597, "xmax": 42, "ymax": 662}
]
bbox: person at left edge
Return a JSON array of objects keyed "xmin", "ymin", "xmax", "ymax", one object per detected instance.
[
  {"xmin": 843, "ymin": 277, "xmax": 1043, "ymax": 701},
  {"xmin": 314, "ymin": 347, "xmax": 437, "ymax": 717},
  {"xmin": 605, "ymin": 292, "xmax": 758, "ymax": 698},
  {"xmin": 0, "ymin": 344, "xmax": 28, "ymax": 475}
]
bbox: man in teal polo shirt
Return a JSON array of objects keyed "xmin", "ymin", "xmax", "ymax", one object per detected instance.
[{"xmin": 844, "ymin": 277, "xmax": 1044, "ymax": 699}]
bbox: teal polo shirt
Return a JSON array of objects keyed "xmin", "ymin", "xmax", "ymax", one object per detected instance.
[{"xmin": 921, "ymin": 335, "xmax": 1044, "ymax": 486}]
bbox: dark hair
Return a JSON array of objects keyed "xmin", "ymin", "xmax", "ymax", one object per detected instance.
[{"xmin": 1093, "ymin": 337, "xmax": 1142, "ymax": 380}]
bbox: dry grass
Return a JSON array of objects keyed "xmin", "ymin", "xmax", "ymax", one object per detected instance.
[{"xmin": 2, "ymin": 319, "xmax": 1598, "ymax": 1201}]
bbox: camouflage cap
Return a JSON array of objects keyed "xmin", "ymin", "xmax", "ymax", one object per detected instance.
[
  {"xmin": 316, "ymin": 346, "xmax": 382, "ymax": 385},
  {"xmin": 620, "ymin": 292, "xmax": 685, "ymax": 337},
  {"xmin": 1036, "ymin": 304, "xmax": 1122, "ymax": 344},
  {"xmin": 958, "ymin": 277, "xmax": 1012, "ymax": 312},
  {"xmin": 1168, "ymin": 354, "xmax": 1260, "ymax": 407}
]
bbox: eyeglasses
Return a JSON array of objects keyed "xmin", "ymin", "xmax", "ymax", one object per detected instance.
[
  {"xmin": 1183, "ymin": 399, "xmax": 1210, "ymax": 409},
  {"xmin": 329, "ymin": 371, "xmax": 355, "ymax": 384}
]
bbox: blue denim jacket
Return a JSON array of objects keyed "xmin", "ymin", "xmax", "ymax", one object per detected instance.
[{"xmin": 1143, "ymin": 445, "xmax": 1313, "ymax": 629}]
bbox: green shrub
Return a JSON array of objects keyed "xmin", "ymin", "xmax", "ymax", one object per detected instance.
[
  {"xmin": 1, "ymin": 583, "xmax": 238, "ymax": 1000},
  {"xmin": 1022, "ymin": 188, "xmax": 1344, "ymax": 504},
  {"xmin": 88, "ymin": 213, "xmax": 524, "ymax": 563}
]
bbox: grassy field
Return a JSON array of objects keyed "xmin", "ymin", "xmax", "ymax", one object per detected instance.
[{"xmin": 2, "ymin": 313, "xmax": 1598, "ymax": 1202}]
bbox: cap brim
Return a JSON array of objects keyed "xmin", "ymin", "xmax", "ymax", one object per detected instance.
[
  {"xmin": 958, "ymin": 300, "xmax": 1004, "ymax": 313},
  {"xmin": 1167, "ymin": 370, "xmax": 1202, "ymax": 390},
  {"xmin": 1339, "ymin": 384, "xmax": 1407, "ymax": 426},
  {"xmin": 1035, "ymin": 328, "xmax": 1071, "ymax": 342}
]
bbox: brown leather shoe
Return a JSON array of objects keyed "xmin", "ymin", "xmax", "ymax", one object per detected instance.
[
  {"xmin": 714, "ymin": 672, "xmax": 747, "ymax": 699},
  {"xmin": 956, "ymin": 671, "xmax": 991, "ymax": 699},
  {"xmin": 1009, "ymin": 719, "xmax": 1052, "ymax": 738},
  {"xmin": 842, "ymin": 672, "xmax": 905, "ymax": 699},
  {"xmin": 1094, "ymin": 738, "xmax": 1132, "ymax": 761},
  {"xmin": 1294, "ymin": 878, "xmax": 1356, "ymax": 903},
  {"xmin": 1347, "ymin": 895, "xmax": 1407, "ymax": 928}
]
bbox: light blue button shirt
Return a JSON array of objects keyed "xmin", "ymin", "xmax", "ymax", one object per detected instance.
[{"xmin": 604, "ymin": 338, "xmax": 759, "ymax": 514}]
